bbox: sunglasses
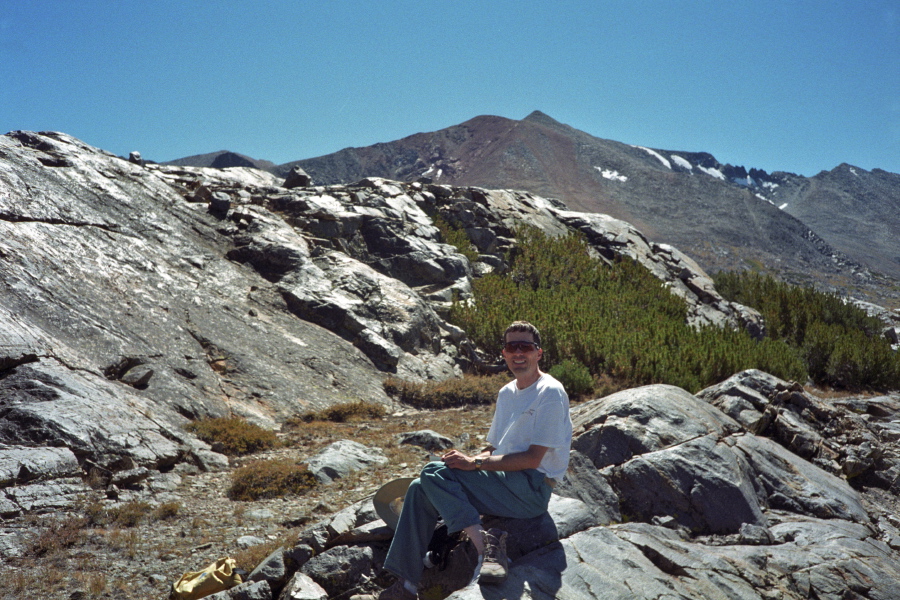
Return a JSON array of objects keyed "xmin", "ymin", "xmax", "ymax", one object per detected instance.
[{"xmin": 502, "ymin": 341, "xmax": 540, "ymax": 353}]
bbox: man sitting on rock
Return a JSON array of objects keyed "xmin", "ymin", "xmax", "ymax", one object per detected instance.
[{"xmin": 375, "ymin": 321, "xmax": 573, "ymax": 600}]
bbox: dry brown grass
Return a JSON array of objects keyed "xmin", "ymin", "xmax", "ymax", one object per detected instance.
[
  {"xmin": 228, "ymin": 459, "xmax": 319, "ymax": 501},
  {"xmin": 383, "ymin": 374, "xmax": 508, "ymax": 409},
  {"xmin": 287, "ymin": 400, "xmax": 388, "ymax": 425},
  {"xmin": 185, "ymin": 416, "xmax": 280, "ymax": 456},
  {"xmin": 27, "ymin": 515, "xmax": 89, "ymax": 557},
  {"xmin": 233, "ymin": 531, "xmax": 300, "ymax": 573}
]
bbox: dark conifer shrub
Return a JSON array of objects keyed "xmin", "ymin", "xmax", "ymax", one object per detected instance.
[
  {"xmin": 714, "ymin": 270, "xmax": 900, "ymax": 390},
  {"xmin": 450, "ymin": 227, "xmax": 806, "ymax": 392}
]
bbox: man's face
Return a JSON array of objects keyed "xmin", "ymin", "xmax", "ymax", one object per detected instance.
[{"xmin": 501, "ymin": 330, "xmax": 542, "ymax": 379}]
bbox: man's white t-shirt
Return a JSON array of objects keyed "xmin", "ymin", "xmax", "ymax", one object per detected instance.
[{"xmin": 486, "ymin": 373, "xmax": 572, "ymax": 481}]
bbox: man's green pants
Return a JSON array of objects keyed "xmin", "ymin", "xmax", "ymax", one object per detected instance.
[{"xmin": 383, "ymin": 461, "xmax": 553, "ymax": 585}]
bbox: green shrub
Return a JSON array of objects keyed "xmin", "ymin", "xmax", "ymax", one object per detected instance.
[
  {"xmin": 449, "ymin": 227, "xmax": 807, "ymax": 393},
  {"xmin": 289, "ymin": 400, "xmax": 387, "ymax": 425},
  {"xmin": 714, "ymin": 270, "xmax": 900, "ymax": 390},
  {"xmin": 433, "ymin": 214, "xmax": 480, "ymax": 263},
  {"xmin": 384, "ymin": 374, "xmax": 509, "ymax": 409},
  {"xmin": 228, "ymin": 459, "xmax": 318, "ymax": 501},
  {"xmin": 548, "ymin": 359, "xmax": 594, "ymax": 398},
  {"xmin": 185, "ymin": 417, "xmax": 278, "ymax": 456}
]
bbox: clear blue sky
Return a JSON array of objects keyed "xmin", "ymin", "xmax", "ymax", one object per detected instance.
[{"xmin": 2, "ymin": 1, "xmax": 898, "ymax": 177}]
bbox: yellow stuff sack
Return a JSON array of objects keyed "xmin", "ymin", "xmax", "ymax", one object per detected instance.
[{"xmin": 170, "ymin": 557, "xmax": 242, "ymax": 600}]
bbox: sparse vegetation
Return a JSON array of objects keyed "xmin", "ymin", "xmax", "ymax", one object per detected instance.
[
  {"xmin": 185, "ymin": 416, "xmax": 279, "ymax": 456},
  {"xmin": 27, "ymin": 515, "xmax": 89, "ymax": 557},
  {"xmin": 384, "ymin": 374, "xmax": 510, "ymax": 408},
  {"xmin": 83, "ymin": 499, "xmax": 156, "ymax": 528},
  {"xmin": 228, "ymin": 459, "xmax": 318, "ymax": 501},
  {"xmin": 288, "ymin": 400, "xmax": 387, "ymax": 425},
  {"xmin": 449, "ymin": 227, "xmax": 807, "ymax": 393},
  {"xmin": 233, "ymin": 532, "xmax": 299, "ymax": 573},
  {"xmin": 713, "ymin": 270, "xmax": 900, "ymax": 391}
]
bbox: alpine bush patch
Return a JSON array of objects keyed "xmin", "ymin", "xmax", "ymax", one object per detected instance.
[
  {"xmin": 714, "ymin": 270, "xmax": 900, "ymax": 390},
  {"xmin": 450, "ymin": 227, "xmax": 807, "ymax": 392}
]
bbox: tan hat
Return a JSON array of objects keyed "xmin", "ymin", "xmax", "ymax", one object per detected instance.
[{"xmin": 373, "ymin": 477, "xmax": 415, "ymax": 530}]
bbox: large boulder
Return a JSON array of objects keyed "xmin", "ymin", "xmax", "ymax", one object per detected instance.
[
  {"xmin": 570, "ymin": 383, "xmax": 870, "ymax": 535},
  {"xmin": 305, "ymin": 440, "xmax": 389, "ymax": 485}
]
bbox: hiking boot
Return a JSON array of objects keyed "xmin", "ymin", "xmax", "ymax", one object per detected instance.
[{"xmin": 478, "ymin": 528, "xmax": 509, "ymax": 584}]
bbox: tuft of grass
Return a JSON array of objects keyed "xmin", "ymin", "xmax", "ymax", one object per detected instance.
[
  {"xmin": 287, "ymin": 400, "xmax": 387, "ymax": 426},
  {"xmin": 185, "ymin": 416, "xmax": 279, "ymax": 456},
  {"xmin": 228, "ymin": 459, "xmax": 318, "ymax": 501},
  {"xmin": 84, "ymin": 500, "xmax": 154, "ymax": 528},
  {"xmin": 152, "ymin": 501, "xmax": 181, "ymax": 521},
  {"xmin": 107, "ymin": 528, "xmax": 141, "ymax": 558},
  {"xmin": 384, "ymin": 374, "xmax": 509, "ymax": 409},
  {"xmin": 75, "ymin": 571, "xmax": 108, "ymax": 596},
  {"xmin": 27, "ymin": 515, "xmax": 88, "ymax": 557},
  {"xmin": 233, "ymin": 531, "xmax": 299, "ymax": 573}
]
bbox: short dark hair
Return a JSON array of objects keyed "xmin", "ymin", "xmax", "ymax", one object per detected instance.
[{"xmin": 504, "ymin": 321, "xmax": 541, "ymax": 347}]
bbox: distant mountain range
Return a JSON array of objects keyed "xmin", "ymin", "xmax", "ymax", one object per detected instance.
[{"xmin": 164, "ymin": 111, "xmax": 900, "ymax": 308}]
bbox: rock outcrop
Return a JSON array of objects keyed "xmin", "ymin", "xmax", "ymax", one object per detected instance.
[{"xmin": 231, "ymin": 371, "xmax": 900, "ymax": 600}]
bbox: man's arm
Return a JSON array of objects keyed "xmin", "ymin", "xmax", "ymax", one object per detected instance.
[{"xmin": 441, "ymin": 445, "xmax": 548, "ymax": 471}]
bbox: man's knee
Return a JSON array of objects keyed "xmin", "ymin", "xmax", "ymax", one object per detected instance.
[{"xmin": 419, "ymin": 461, "xmax": 451, "ymax": 490}]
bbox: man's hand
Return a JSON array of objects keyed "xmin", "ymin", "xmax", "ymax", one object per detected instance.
[
  {"xmin": 441, "ymin": 449, "xmax": 481, "ymax": 470},
  {"xmin": 442, "ymin": 445, "xmax": 549, "ymax": 472}
]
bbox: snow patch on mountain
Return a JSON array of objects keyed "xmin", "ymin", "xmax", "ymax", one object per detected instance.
[
  {"xmin": 635, "ymin": 146, "xmax": 671, "ymax": 169},
  {"xmin": 698, "ymin": 165, "xmax": 725, "ymax": 180},
  {"xmin": 595, "ymin": 166, "xmax": 628, "ymax": 182},
  {"xmin": 670, "ymin": 155, "xmax": 693, "ymax": 171},
  {"xmin": 423, "ymin": 165, "xmax": 443, "ymax": 179}
]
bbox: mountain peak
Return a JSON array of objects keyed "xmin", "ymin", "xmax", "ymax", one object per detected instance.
[{"xmin": 522, "ymin": 110, "xmax": 561, "ymax": 126}]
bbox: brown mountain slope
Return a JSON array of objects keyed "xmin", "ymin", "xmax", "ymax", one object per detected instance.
[{"xmin": 281, "ymin": 112, "xmax": 899, "ymax": 303}]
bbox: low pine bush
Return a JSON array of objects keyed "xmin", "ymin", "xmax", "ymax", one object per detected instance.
[
  {"xmin": 548, "ymin": 359, "xmax": 594, "ymax": 399},
  {"xmin": 433, "ymin": 214, "xmax": 480, "ymax": 263},
  {"xmin": 714, "ymin": 270, "xmax": 900, "ymax": 390},
  {"xmin": 228, "ymin": 459, "xmax": 318, "ymax": 501},
  {"xmin": 450, "ymin": 227, "xmax": 807, "ymax": 393},
  {"xmin": 185, "ymin": 417, "xmax": 278, "ymax": 456}
]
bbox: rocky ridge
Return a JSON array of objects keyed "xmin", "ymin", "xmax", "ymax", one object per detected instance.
[
  {"xmin": 1, "ymin": 131, "xmax": 900, "ymax": 599},
  {"xmin": 273, "ymin": 111, "xmax": 900, "ymax": 305}
]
